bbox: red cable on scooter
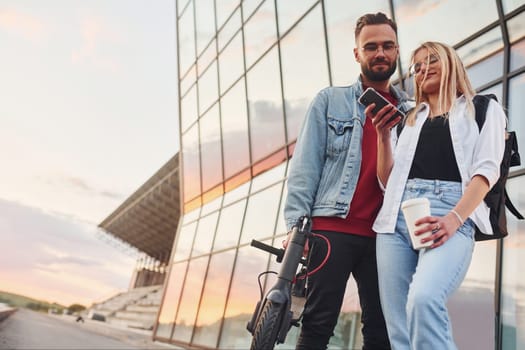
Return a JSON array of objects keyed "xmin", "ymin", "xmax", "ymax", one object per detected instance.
[{"xmin": 294, "ymin": 232, "xmax": 331, "ymax": 282}]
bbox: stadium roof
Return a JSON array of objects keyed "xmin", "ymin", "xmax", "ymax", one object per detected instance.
[{"xmin": 98, "ymin": 154, "xmax": 180, "ymax": 264}]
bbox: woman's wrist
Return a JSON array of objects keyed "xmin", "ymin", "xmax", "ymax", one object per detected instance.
[{"xmin": 450, "ymin": 209, "xmax": 464, "ymax": 226}]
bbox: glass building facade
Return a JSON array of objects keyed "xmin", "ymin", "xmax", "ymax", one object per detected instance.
[{"xmin": 154, "ymin": 1, "xmax": 525, "ymax": 349}]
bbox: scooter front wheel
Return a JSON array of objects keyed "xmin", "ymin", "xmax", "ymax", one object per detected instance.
[{"xmin": 250, "ymin": 300, "xmax": 284, "ymax": 350}]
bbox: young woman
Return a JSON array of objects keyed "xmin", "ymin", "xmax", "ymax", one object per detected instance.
[{"xmin": 369, "ymin": 41, "xmax": 507, "ymax": 349}]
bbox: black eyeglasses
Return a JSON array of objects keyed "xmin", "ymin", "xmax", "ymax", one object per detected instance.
[
  {"xmin": 409, "ymin": 54, "xmax": 440, "ymax": 75},
  {"xmin": 360, "ymin": 42, "xmax": 398, "ymax": 55}
]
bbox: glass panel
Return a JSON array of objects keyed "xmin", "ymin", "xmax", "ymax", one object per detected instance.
[
  {"xmin": 276, "ymin": 0, "xmax": 317, "ymax": 36},
  {"xmin": 508, "ymin": 12, "xmax": 525, "ymax": 71},
  {"xmin": 192, "ymin": 250, "xmax": 236, "ymax": 348},
  {"xmin": 182, "ymin": 124, "xmax": 200, "ymax": 203},
  {"xmin": 252, "ymin": 149, "xmax": 287, "ymax": 178},
  {"xmin": 508, "ymin": 73, "xmax": 525, "ymax": 172},
  {"xmin": 456, "ymin": 28, "xmax": 503, "ymax": 89},
  {"xmin": 182, "ymin": 206, "xmax": 200, "ymax": 225},
  {"xmin": 458, "ymin": 28, "xmax": 503, "ymax": 67},
  {"xmin": 195, "ymin": 0, "xmax": 216, "ymax": 56},
  {"xmin": 250, "ymin": 162, "xmax": 286, "ymax": 193},
  {"xmin": 197, "ymin": 39, "xmax": 216, "ymax": 77},
  {"xmin": 508, "ymin": 11, "xmax": 525, "ymax": 44},
  {"xmin": 180, "ymin": 84, "xmax": 198, "ymax": 133},
  {"xmin": 172, "ymin": 256, "xmax": 209, "ymax": 343},
  {"xmin": 501, "ymin": 176, "xmax": 525, "ymax": 349},
  {"xmin": 502, "ymin": 0, "xmax": 524, "ymax": 13},
  {"xmin": 180, "ymin": 65, "xmax": 196, "ymax": 97},
  {"xmin": 324, "ymin": 0, "xmax": 391, "ymax": 86},
  {"xmin": 225, "ymin": 169, "xmax": 251, "ymax": 193},
  {"xmin": 220, "ymin": 78, "xmax": 250, "ymax": 179},
  {"xmin": 213, "ymin": 199, "xmax": 246, "ymax": 251},
  {"xmin": 178, "ymin": 1, "xmax": 196, "ymax": 76},
  {"xmin": 192, "ymin": 212, "xmax": 219, "ymax": 257},
  {"xmin": 393, "ymin": 0, "xmax": 498, "ymax": 70},
  {"xmin": 510, "ymin": 38, "xmax": 525, "ymax": 72},
  {"xmin": 467, "ymin": 52, "xmax": 504, "ymax": 90},
  {"xmin": 246, "ymin": 47, "xmax": 285, "ymax": 163},
  {"xmin": 280, "ymin": 4, "xmax": 329, "ymax": 143},
  {"xmin": 275, "ymin": 182, "xmax": 288, "ymax": 234},
  {"xmin": 200, "ymin": 104, "xmax": 223, "ymax": 192},
  {"xmin": 216, "ymin": 0, "xmax": 240, "ymax": 30},
  {"xmin": 202, "ymin": 185, "xmax": 223, "ymax": 210},
  {"xmin": 201, "ymin": 194, "xmax": 223, "ymax": 216},
  {"xmin": 218, "ymin": 8, "xmax": 242, "ymax": 52},
  {"xmin": 448, "ymin": 241, "xmax": 496, "ymax": 349},
  {"xmin": 219, "ymin": 245, "xmax": 270, "ymax": 349},
  {"xmin": 219, "ymin": 32, "xmax": 244, "ymax": 94},
  {"xmin": 198, "ymin": 61, "xmax": 219, "ymax": 114},
  {"xmin": 243, "ymin": 0, "xmax": 265, "ymax": 20},
  {"xmin": 173, "ymin": 221, "xmax": 197, "ymax": 261},
  {"xmin": 244, "ymin": 0, "xmax": 277, "ymax": 69},
  {"xmin": 155, "ymin": 262, "xmax": 188, "ymax": 339},
  {"xmin": 177, "ymin": 0, "xmax": 190, "ymax": 17},
  {"xmin": 240, "ymin": 183, "xmax": 282, "ymax": 244},
  {"xmin": 223, "ymin": 181, "xmax": 250, "ymax": 206}
]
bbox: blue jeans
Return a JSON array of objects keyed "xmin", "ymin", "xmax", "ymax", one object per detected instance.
[{"xmin": 376, "ymin": 179, "xmax": 475, "ymax": 350}]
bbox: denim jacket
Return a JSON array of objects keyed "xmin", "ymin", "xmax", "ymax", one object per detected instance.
[{"xmin": 284, "ymin": 77, "xmax": 412, "ymax": 230}]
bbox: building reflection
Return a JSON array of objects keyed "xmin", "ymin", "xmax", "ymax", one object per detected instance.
[{"xmin": 149, "ymin": 1, "xmax": 525, "ymax": 349}]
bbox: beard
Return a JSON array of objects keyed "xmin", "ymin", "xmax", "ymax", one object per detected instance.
[{"xmin": 361, "ymin": 58, "xmax": 397, "ymax": 82}]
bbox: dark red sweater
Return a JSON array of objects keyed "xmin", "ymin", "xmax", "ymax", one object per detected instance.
[{"xmin": 312, "ymin": 89, "xmax": 397, "ymax": 237}]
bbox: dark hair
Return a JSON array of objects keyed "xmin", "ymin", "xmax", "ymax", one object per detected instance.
[{"xmin": 354, "ymin": 12, "xmax": 397, "ymax": 41}]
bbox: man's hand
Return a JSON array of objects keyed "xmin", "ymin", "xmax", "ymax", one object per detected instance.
[{"xmin": 282, "ymin": 231, "xmax": 309, "ymax": 257}]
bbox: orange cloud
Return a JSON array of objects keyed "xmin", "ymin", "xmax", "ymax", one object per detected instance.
[
  {"xmin": 71, "ymin": 16, "xmax": 123, "ymax": 72},
  {"xmin": 0, "ymin": 8, "xmax": 47, "ymax": 41}
]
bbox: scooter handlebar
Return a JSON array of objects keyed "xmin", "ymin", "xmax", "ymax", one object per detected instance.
[{"xmin": 250, "ymin": 239, "xmax": 284, "ymax": 263}]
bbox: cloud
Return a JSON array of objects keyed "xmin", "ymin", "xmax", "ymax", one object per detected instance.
[
  {"xmin": 0, "ymin": 198, "xmax": 136, "ymax": 306},
  {"xmin": 42, "ymin": 174, "xmax": 126, "ymax": 202},
  {"xmin": 36, "ymin": 253, "xmax": 104, "ymax": 269},
  {"xmin": 71, "ymin": 16, "xmax": 123, "ymax": 72},
  {"xmin": 0, "ymin": 8, "xmax": 47, "ymax": 42}
]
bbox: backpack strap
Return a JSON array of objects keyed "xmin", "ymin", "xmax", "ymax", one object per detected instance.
[
  {"xmin": 473, "ymin": 94, "xmax": 498, "ymax": 131},
  {"xmin": 505, "ymin": 188, "xmax": 525, "ymax": 219}
]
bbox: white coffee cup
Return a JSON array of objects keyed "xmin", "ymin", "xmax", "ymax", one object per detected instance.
[{"xmin": 401, "ymin": 197, "xmax": 433, "ymax": 250}]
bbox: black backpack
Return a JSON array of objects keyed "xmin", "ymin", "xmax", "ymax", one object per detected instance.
[
  {"xmin": 472, "ymin": 94, "xmax": 523, "ymax": 241},
  {"xmin": 396, "ymin": 95, "xmax": 523, "ymax": 241}
]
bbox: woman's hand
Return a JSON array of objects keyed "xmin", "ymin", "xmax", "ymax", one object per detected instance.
[
  {"xmin": 368, "ymin": 104, "xmax": 401, "ymax": 141},
  {"xmin": 414, "ymin": 212, "xmax": 463, "ymax": 249}
]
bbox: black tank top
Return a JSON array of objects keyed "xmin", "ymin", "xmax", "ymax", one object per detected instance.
[{"xmin": 408, "ymin": 115, "xmax": 461, "ymax": 181}]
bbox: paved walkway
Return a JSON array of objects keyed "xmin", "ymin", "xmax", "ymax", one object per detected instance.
[{"xmin": 0, "ymin": 308, "xmax": 185, "ymax": 349}]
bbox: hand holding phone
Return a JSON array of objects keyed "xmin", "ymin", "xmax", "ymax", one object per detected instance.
[{"xmin": 358, "ymin": 87, "xmax": 405, "ymax": 125}]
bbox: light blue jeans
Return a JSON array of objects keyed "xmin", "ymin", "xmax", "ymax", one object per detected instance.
[{"xmin": 377, "ymin": 178, "xmax": 475, "ymax": 350}]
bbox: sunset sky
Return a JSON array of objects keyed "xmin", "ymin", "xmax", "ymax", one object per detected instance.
[{"xmin": 0, "ymin": 0, "xmax": 178, "ymax": 307}]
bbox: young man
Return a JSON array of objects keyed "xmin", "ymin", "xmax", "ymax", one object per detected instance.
[{"xmin": 283, "ymin": 12, "xmax": 412, "ymax": 350}]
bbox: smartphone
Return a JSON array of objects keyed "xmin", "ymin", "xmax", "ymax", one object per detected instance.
[{"xmin": 358, "ymin": 87, "xmax": 405, "ymax": 125}]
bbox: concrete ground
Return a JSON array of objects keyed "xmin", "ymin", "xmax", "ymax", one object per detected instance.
[{"xmin": 0, "ymin": 308, "xmax": 186, "ymax": 349}]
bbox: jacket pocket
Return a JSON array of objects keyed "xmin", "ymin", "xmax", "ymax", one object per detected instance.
[{"xmin": 327, "ymin": 115, "xmax": 354, "ymax": 155}]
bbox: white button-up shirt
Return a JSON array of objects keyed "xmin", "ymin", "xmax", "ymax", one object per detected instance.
[{"xmin": 373, "ymin": 96, "xmax": 506, "ymax": 235}]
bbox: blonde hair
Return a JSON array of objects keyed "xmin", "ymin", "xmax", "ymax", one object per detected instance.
[{"xmin": 406, "ymin": 41, "xmax": 476, "ymax": 126}]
